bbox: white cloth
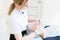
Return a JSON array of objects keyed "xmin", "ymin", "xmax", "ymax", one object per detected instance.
[
  {"xmin": 44, "ymin": 25, "xmax": 60, "ymax": 38},
  {"xmin": 9, "ymin": 8, "xmax": 28, "ymax": 34},
  {"xmin": 36, "ymin": 19, "xmax": 60, "ymax": 38}
]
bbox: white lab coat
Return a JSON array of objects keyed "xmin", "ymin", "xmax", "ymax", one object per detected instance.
[{"xmin": 8, "ymin": 8, "xmax": 28, "ymax": 34}]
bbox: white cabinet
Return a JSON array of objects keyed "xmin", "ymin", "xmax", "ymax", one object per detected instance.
[{"xmin": 28, "ymin": 0, "xmax": 42, "ymax": 19}]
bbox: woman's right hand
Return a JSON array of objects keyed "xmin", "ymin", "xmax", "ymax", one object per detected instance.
[
  {"xmin": 34, "ymin": 20, "xmax": 44, "ymax": 37},
  {"xmin": 32, "ymin": 20, "xmax": 40, "ymax": 31}
]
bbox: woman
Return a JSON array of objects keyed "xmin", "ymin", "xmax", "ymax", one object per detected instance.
[{"xmin": 8, "ymin": 0, "xmax": 44, "ymax": 40}]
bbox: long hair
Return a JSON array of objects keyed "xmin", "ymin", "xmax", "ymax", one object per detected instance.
[
  {"xmin": 8, "ymin": 0, "xmax": 27, "ymax": 15},
  {"xmin": 8, "ymin": 3, "xmax": 15, "ymax": 15}
]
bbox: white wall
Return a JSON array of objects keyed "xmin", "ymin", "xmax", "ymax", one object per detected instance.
[
  {"xmin": 0, "ymin": 0, "xmax": 13, "ymax": 40},
  {"xmin": 42, "ymin": 0, "xmax": 60, "ymax": 26}
]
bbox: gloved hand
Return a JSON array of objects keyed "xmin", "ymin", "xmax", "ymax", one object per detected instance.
[
  {"xmin": 35, "ymin": 26, "xmax": 44, "ymax": 35},
  {"xmin": 34, "ymin": 20, "xmax": 45, "ymax": 36}
]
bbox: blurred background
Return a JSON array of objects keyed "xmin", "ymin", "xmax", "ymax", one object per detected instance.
[{"xmin": 0, "ymin": 0, "xmax": 60, "ymax": 40}]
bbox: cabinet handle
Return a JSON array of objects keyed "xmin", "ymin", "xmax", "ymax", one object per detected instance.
[{"xmin": 39, "ymin": 1, "xmax": 42, "ymax": 4}]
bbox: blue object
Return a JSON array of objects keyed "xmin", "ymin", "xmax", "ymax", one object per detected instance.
[
  {"xmin": 31, "ymin": 37, "xmax": 43, "ymax": 40},
  {"xmin": 44, "ymin": 36, "xmax": 60, "ymax": 40}
]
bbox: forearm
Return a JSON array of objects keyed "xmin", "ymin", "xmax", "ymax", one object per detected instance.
[
  {"xmin": 14, "ymin": 32, "xmax": 37, "ymax": 40},
  {"xmin": 22, "ymin": 32, "xmax": 36, "ymax": 40},
  {"xmin": 23, "ymin": 32, "xmax": 44, "ymax": 40}
]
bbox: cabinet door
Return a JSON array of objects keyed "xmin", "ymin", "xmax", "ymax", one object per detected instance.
[{"xmin": 28, "ymin": 0, "xmax": 42, "ymax": 19}]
